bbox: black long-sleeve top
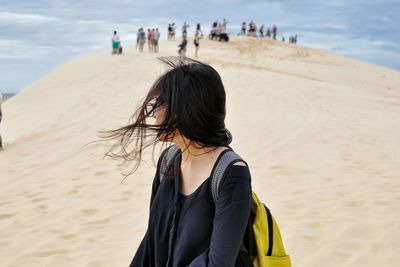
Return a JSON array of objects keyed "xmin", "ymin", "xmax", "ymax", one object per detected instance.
[{"xmin": 130, "ymin": 147, "xmax": 252, "ymax": 267}]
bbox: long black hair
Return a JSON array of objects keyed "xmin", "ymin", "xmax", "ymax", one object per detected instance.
[{"xmin": 101, "ymin": 57, "xmax": 232, "ymax": 177}]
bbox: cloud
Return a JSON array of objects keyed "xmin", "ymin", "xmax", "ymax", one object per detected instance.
[
  {"xmin": 0, "ymin": 39, "xmax": 57, "ymax": 59},
  {"xmin": 0, "ymin": 12, "xmax": 58, "ymax": 24}
]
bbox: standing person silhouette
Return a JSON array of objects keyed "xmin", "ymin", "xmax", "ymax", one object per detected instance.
[
  {"xmin": 147, "ymin": 29, "xmax": 153, "ymax": 52},
  {"xmin": 241, "ymin": 21, "xmax": 246, "ymax": 35},
  {"xmin": 272, "ymin": 24, "xmax": 278, "ymax": 40},
  {"xmin": 111, "ymin": 30, "xmax": 120, "ymax": 54},
  {"xmin": 154, "ymin": 28, "xmax": 160, "ymax": 53},
  {"xmin": 137, "ymin": 28, "xmax": 146, "ymax": 52},
  {"xmin": 222, "ymin": 18, "xmax": 228, "ymax": 33},
  {"xmin": 194, "ymin": 23, "xmax": 203, "ymax": 58},
  {"xmin": 182, "ymin": 22, "xmax": 190, "ymax": 38}
]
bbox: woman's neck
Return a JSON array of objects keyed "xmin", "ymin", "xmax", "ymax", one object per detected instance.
[
  {"xmin": 171, "ymin": 139, "xmax": 219, "ymax": 166},
  {"xmin": 179, "ymin": 144, "xmax": 217, "ymax": 165},
  {"xmin": 170, "ymin": 134, "xmax": 228, "ymax": 167}
]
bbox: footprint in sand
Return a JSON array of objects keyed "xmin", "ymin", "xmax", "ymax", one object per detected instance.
[
  {"xmin": 72, "ymin": 176, "xmax": 81, "ymax": 181},
  {"xmin": 86, "ymin": 218, "xmax": 110, "ymax": 225},
  {"xmin": 80, "ymin": 209, "xmax": 98, "ymax": 216},
  {"xmin": 32, "ymin": 249, "xmax": 70, "ymax": 257},
  {"xmin": 67, "ymin": 189, "xmax": 79, "ymax": 195},
  {"xmin": 0, "ymin": 241, "xmax": 12, "ymax": 247},
  {"xmin": 335, "ymin": 251, "xmax": 351, "ymax": 259},
  {"xmin": 59, "ymin": 234, "xmax": 76, "ymax": 240},
  {"xmin": 301, "ymin": 234, "xmax": 319, "ymax": 242},
  {"xmin": 36, "ymin": 204, "xmax": 48, "ymax": 211},
  {"xmin": 27, "ymin": 192, "xmax": 43, "ymax": 198},
  {"xmin": 0, "ymin": 201, "xmax": 11, "ymax": 207},
  {"xmin": 74, "ymin": 184, "xmax": 86, "ymax": 189},
  {"xmin": 0, "ymin": 213, "xmax": 16, "ymax": 220},
  {"xmin": 40, "ymin": 183, "xmax": 55, "ymax": 189},
  {"xmin": 31, "ymin": 197, "xmax": 47, "ymax": 203},
  {"xmin": 94, "ymin": 171, "xmax": 107, "ymax": 176},
  {"xmin": 123, "ymin": 190, "xmax": 134, "ymax": 196},
  {"xmin": 111, "ymin": 197, "xmax": 129, "ymax": 202}
]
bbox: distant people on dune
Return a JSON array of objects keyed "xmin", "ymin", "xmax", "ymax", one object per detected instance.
[
  {"xmin": 289, "ymin": 34, "xmax": 298, "ymax": 44},
  {"xmin": 110, "ymin": 20, "xmax": 296, "ymax": 57},
  {"xmin": 194, "ymin": 23, "xmax": 203, "ymax": 57},
  {"xmin": 209, "ymin": 19, "xmax": 229, "ymax": 41},
  {"xmin": 135, "ymin": 28, "xmax": 160, "ymax": 53},
  {"xmin": 0, "ymin": 90, "xmax": 3, "ymax": 150},
  {"xmin": 248, "ymin": 21, "xmax": 257, "ymax": 37},
  {"xmin": 167, "ymin": 23, "xmax": 176, "ymax": 40},
  {"xmin": 111, "ymin": 31, "xmax": 122, "ymax": 54},
  {"xmin": 238, "ymin": 22, "xmax": 289, "ymax": 42}
]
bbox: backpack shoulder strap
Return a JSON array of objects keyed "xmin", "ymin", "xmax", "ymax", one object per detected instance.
[
  {"xmin": 159, "ymin": 145, "xmax": 181, "ymax": 184},
  {"xmin": 210, "ymin": 149, "xmax": 248, "ymax": 203}
]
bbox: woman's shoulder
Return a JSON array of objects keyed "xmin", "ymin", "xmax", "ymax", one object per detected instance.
[
  {"xmin": 226, "ymin": 162, "xmax": 251, "ymax": 179},
  {"xmin": 221, "ymin": 148, "xmax": 251, "ymax": 179},
  {"xmin": 157, "ymin": 145, "xmax": 181, "ymax": 169}
]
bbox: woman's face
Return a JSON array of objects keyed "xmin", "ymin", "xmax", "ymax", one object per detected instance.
[
  {"xmin": 154, "ymin": 105, "xmax": 179, "ymax": 143},
  {"xmin": 154, "ymin": 105, "xmax": 167, "ymax": 125}
]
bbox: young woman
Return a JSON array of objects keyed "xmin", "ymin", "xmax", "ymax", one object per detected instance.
[
  {"xmin": 147, "ymin": 28, "xmax": 153, "ymax": 52},
  {"xmin": 103, "ymin": 58, "xmax": 252, "ymax": 266}
]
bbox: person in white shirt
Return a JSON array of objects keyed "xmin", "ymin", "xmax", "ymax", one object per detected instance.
[
  {"xmin": 171, "ymin": 23, "xmax": 176, "ymax": 40},
  {"xmin": 222, "ymin": 18, "xmax": 228, "ymax": 33},
  {"xmin": 111, "ymin": 31, "xmax": 121, "ymax": 54},
  {"xmin": 182, "ymin": 22, "xmax": 190, "ymax": 37}
]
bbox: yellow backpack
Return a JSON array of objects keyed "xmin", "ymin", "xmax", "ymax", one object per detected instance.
[
  {"xmin": 249, "ymin": 192, "xmax": 291, "ymax": 267},
  {"xmin": 210, "ymin": 148, "xmax": 292, "ymax": 267}
]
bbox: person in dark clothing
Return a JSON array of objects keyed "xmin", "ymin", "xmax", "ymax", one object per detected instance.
[
  {"xmin": 272, "ymin": 24, "xmax": 278, "ymax": 40},
  {"xmin": 266, "ymin": 28, "xmax": 271, "ymax": 39},
  {"xmin": 241, "ymin": 22, "xmax": 246, "ymax": 35},
  {"xmin": 102, "ymin": 58, "xmax": 252, "ymax": 266},
  {"xmin": 168, "ymin": 24, "xmax": 172, "ymax": 40},
  {"xmin": 178, "ymin": 36, "xmax": 188, "ymax": 57}
]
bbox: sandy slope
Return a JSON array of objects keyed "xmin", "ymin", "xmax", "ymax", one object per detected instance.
[{"xmin": 0, "ymin": 36, "xmax": 399, "ymax": 267}]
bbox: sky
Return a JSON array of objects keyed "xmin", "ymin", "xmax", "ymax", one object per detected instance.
[{"xmin": 1, "ymin": 0, "xmax": 399, "ymax": 93}]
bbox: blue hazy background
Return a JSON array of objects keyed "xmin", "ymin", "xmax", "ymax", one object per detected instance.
[{"xmin": 1, "ymin": 0, "xmax": 399, "ymax": 93}]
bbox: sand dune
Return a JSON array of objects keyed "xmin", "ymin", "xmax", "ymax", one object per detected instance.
[{"xmin": 0, "ymin": 36, "xmax": 399, "ymax": 267}]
